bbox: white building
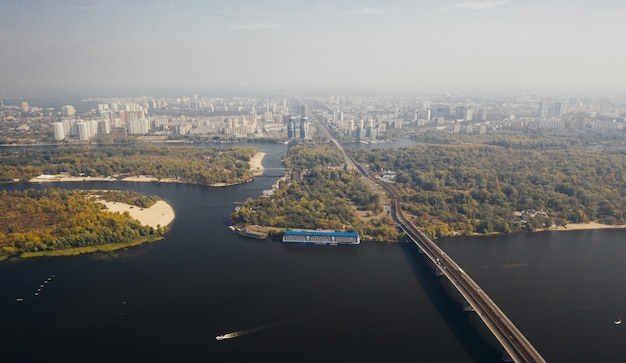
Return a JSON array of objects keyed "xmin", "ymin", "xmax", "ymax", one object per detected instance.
[{"xmin": 52, "ymin": 122, "xmax": 65, "ymax": 141}]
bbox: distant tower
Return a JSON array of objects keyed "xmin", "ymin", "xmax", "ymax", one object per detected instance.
[
  {"xmin": 21, "ymin": 102, "xmax": 29, "ymax": 113},
  {"xmin": 538, "ymin": 101, "xmax": 548, "ymax": 119},
  {"xmin": 299, "ymin": 104, "xmax": 307, "ymax": 116},
  {"xmin": 287, "ymin": 115, "xmax": 297, "ymax": 139},
  {"xmin": 300, "ymin": 116, "xmax": 309, "ymax": 139},
  {"xmin": 554, "ymin": 102, "xmax": 563, "ymax": 119},
  {"xmin": 479, "ymin": 109, "xmax": 487, "ymax": 121}
]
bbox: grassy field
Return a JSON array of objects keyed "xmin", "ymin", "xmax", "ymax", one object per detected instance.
[{"xmin": 18, "ymin": 236, "xmax": 164, "ymax": 259}]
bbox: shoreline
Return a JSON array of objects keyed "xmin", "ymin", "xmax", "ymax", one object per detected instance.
[
  {"xmin": 20, "ymin": 235, "xmax": 164, "ymax": 259},
  {"xmin": 209, "ymin": 151, "xmax": 266, "ymax": 186},
  {"xmin": 4, "ymin": 198, "xmax": 176, "ymax": 261},
  {"xmin": 27, "ymin": 152, "xmax": 267, "ymax": 187},
  {"xmin": 249, "ymin": 152, "xmax": 266, "ymax": 176},
  {"xmin": 540, "ymin": 221, "xmax": 626, "ymax": 232}
]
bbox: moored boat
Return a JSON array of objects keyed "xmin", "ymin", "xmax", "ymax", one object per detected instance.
[{"xmin": 236, "ymin": 228, "xmax": 268, "ymax": 240}]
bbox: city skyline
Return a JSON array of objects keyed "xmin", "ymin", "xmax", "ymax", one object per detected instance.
[{"xmin": 2, "ymin": 0, "xmax": 626, "ymax": 97}]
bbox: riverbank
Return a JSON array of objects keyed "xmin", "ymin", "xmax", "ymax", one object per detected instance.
[
  {"xmin": 9, "ymin": 199, "xmax": 176, "ymax": 260},
  {"xmin": 210, "ymin": 152, "xmax": 266, "ymax": 186},
  {"xmin": 28, "ymin": 152, "xmax": 267, "ymax": 187},
  {"xmin": 20, "ymin": 235, "xmax": 164, "ymax": 258},
  {"xmin": 542, "ymin": 221, "xmax": 626, "ymax": 232}
]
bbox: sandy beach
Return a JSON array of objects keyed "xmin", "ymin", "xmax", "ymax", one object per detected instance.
[
  {"xmin": 99, "ymin": 200, "xmax": 175, "ymax": 229},
  {"xmin": 543, "ymin": 221, "xmax": 626, "ymax": 232},
  {"xmin": 249, "ymin": 152, "xmax": 266, "ymax": 176}
]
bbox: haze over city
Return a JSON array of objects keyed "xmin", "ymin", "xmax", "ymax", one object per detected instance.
[{"xmin": 2, "ymin": 0, "xmax": 626, "ymax": 96}]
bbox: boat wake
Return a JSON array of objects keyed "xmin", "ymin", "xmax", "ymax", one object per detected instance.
[{"xmin": 215, "ymin": 318, "xmax": 306, "ymax": 341}]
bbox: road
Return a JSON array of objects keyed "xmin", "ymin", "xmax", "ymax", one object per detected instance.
[{"xmin": 324, "ymin": 126, "xmax": 546, "ymax": 363}]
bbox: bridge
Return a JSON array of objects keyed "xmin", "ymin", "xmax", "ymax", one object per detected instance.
[
  {"xmin": 384, "ymin": 184, "xmax": 546, "ymax": 363},
  {"xmin": 327, "ymin": 133, "xmax": 546, "ymax": 362}
]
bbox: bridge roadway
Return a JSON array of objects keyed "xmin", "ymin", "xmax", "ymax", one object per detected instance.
[
  {"xmin": 328, "ymin": 135, "xmax": 546, "ymax": 362},
  {"xmin": 385, "ymin": 184, "xmax": 546, "ymax": 363}
]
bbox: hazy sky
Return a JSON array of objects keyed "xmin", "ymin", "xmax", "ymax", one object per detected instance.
[{"xmin": 2, "ymin": 0, "xmax": 625, "ymax": 96}]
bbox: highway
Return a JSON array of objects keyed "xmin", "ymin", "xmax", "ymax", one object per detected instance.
[{"xmin": 326, "ymin": 130, "xmax": 546, "ymax": 362}]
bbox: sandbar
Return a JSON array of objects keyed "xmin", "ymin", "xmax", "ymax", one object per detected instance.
[
  {"xmin": 543, "ymin": 221, "xmax": 626, "ymax": 232},
  {"xmin": 249, "ymin": 152, "xmax": 266, "ymax": 176},
  {"xmin": 99, "ymin": 200, "xmax": 175, "ymax": 229}
]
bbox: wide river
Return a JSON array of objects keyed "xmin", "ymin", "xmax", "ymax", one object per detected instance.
[{"xmin": 2, "ymin": 141, "xmax": 626, "ymax": 362}]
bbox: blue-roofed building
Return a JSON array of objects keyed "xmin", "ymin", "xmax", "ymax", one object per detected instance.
[{"xmin": 282, "ymin": 230, "xmax": 360, "ymax": 245}]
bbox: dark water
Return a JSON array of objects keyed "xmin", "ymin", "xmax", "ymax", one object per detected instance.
[
  {"xmin": 2, "ymin": 142, "xmax": 625, "ymax": 362},
  {"xmin": 438, "ymin": 230, "xmax": 626, "ymax": 362}
]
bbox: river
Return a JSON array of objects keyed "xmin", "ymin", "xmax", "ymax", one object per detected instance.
[{"xmin": 2, "ymin": 141, "xmax": 625, "ymax": 362}]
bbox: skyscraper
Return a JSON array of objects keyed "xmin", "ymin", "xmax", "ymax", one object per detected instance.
[
  {"xmin": 287, "ymin": 115, "xmax": 297, "ymax": 139},
  {"xmin": 538, "ymin": 101, "xmax": 548, "ymax": 119},
  {"xmin": 300, "ymin": 116, "xmax": 309, "ymax": 139},
  {"xmin": 554, "ymin": 102, "xmax": 563, "ymax": 119}
]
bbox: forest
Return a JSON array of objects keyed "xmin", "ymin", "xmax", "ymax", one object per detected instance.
[
  {"xmin": 0, "ymin": 188, "xmax": 165, "ymax": 258},
  {"xmin": 353, "ymin": 143, "xmax": 626, "ymax": 238},
  {"xmin": 230, "ymin": 144, "xmax": 402, "ymax": 241},
  {"xmin": 0, "ymin": 145, "xmax": 257, "ymax": 186}
]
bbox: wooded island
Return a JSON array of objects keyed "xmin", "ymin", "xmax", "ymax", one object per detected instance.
[
  {"xmin": 0, "ymin": 189, "xmax": 167, "ymax": 260},
  {"xmin": 0, "ymin": 145, "xmax": 258, "ymax": 186}
]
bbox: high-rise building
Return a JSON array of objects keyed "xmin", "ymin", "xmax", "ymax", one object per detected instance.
[
  {"xmin": 299, "ymin": 104, "xmax": 307, "ymax": 116},
  {"xmin": 189, "ymin": 100, "xmax": 199, "ymax": 112},
  {"xmin": 97, "ymin": 104, "xmax": 109, "ymax": 114},
  {"xmin": 97, "ymin": 119, "xmax": 111, "ymax": 135},
  {"xmin": 554, "ymin": 102, "xmax": 563, "ymax": 119},
  {"xmin": 52, "ymin": 122, "xmax": 65, "ymax": 141},
  {"xmin": 300, "ymin": 116, "xmax": 309, "ymax": 139},
  {"xmin": 77, "ymin": 121, "xmax": 90, "ymax": 141},
  {"xmin": 479, "ymin": 109, "xmax": 488, "ymax": 121},
  {"xmin": 128, "ymin": 118, "xmax": 150, "ymax": 135},
  {"xmin": 287, "ymin": 115, "xmax": 297, "ymax": 139},
  {"xmin": 62, "ymin": 105, "xmax": 76, "ymax": 117},
  {"xmin": 538, "ymin": 101, "xmax": 548, "ymax": 119},
  {"xmin": 21, "ymin": 102, "xmax": 29, "ymax": 113}
]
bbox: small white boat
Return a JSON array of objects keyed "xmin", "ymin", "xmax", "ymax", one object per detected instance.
[
  {"xmin": 215, "ymin": 332, "xmax": 238, "ymax": 340},
  {"xmin": 16, "ymin": 298, "xmax": 23, "ymax": 302},
  {"xmin": 614, "ymin": 315, "xmax": 622, "ymax": 325}
]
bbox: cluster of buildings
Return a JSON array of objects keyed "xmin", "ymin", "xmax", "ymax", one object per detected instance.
[
  {"xmin": 2, "ymin": 92, "xmax": 625, "ymax": 145},
  {"xmin": 47, "ymin": 96, "xmax": 315, "ymax": 142},
  {"xmin": 310, "ymin": 93, "xmax": 626, "ymax": 138}
]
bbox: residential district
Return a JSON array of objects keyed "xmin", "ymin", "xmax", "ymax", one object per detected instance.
[{"xmin": 0, "ymin": 92, "xmax": 625, "ymax": 144}]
